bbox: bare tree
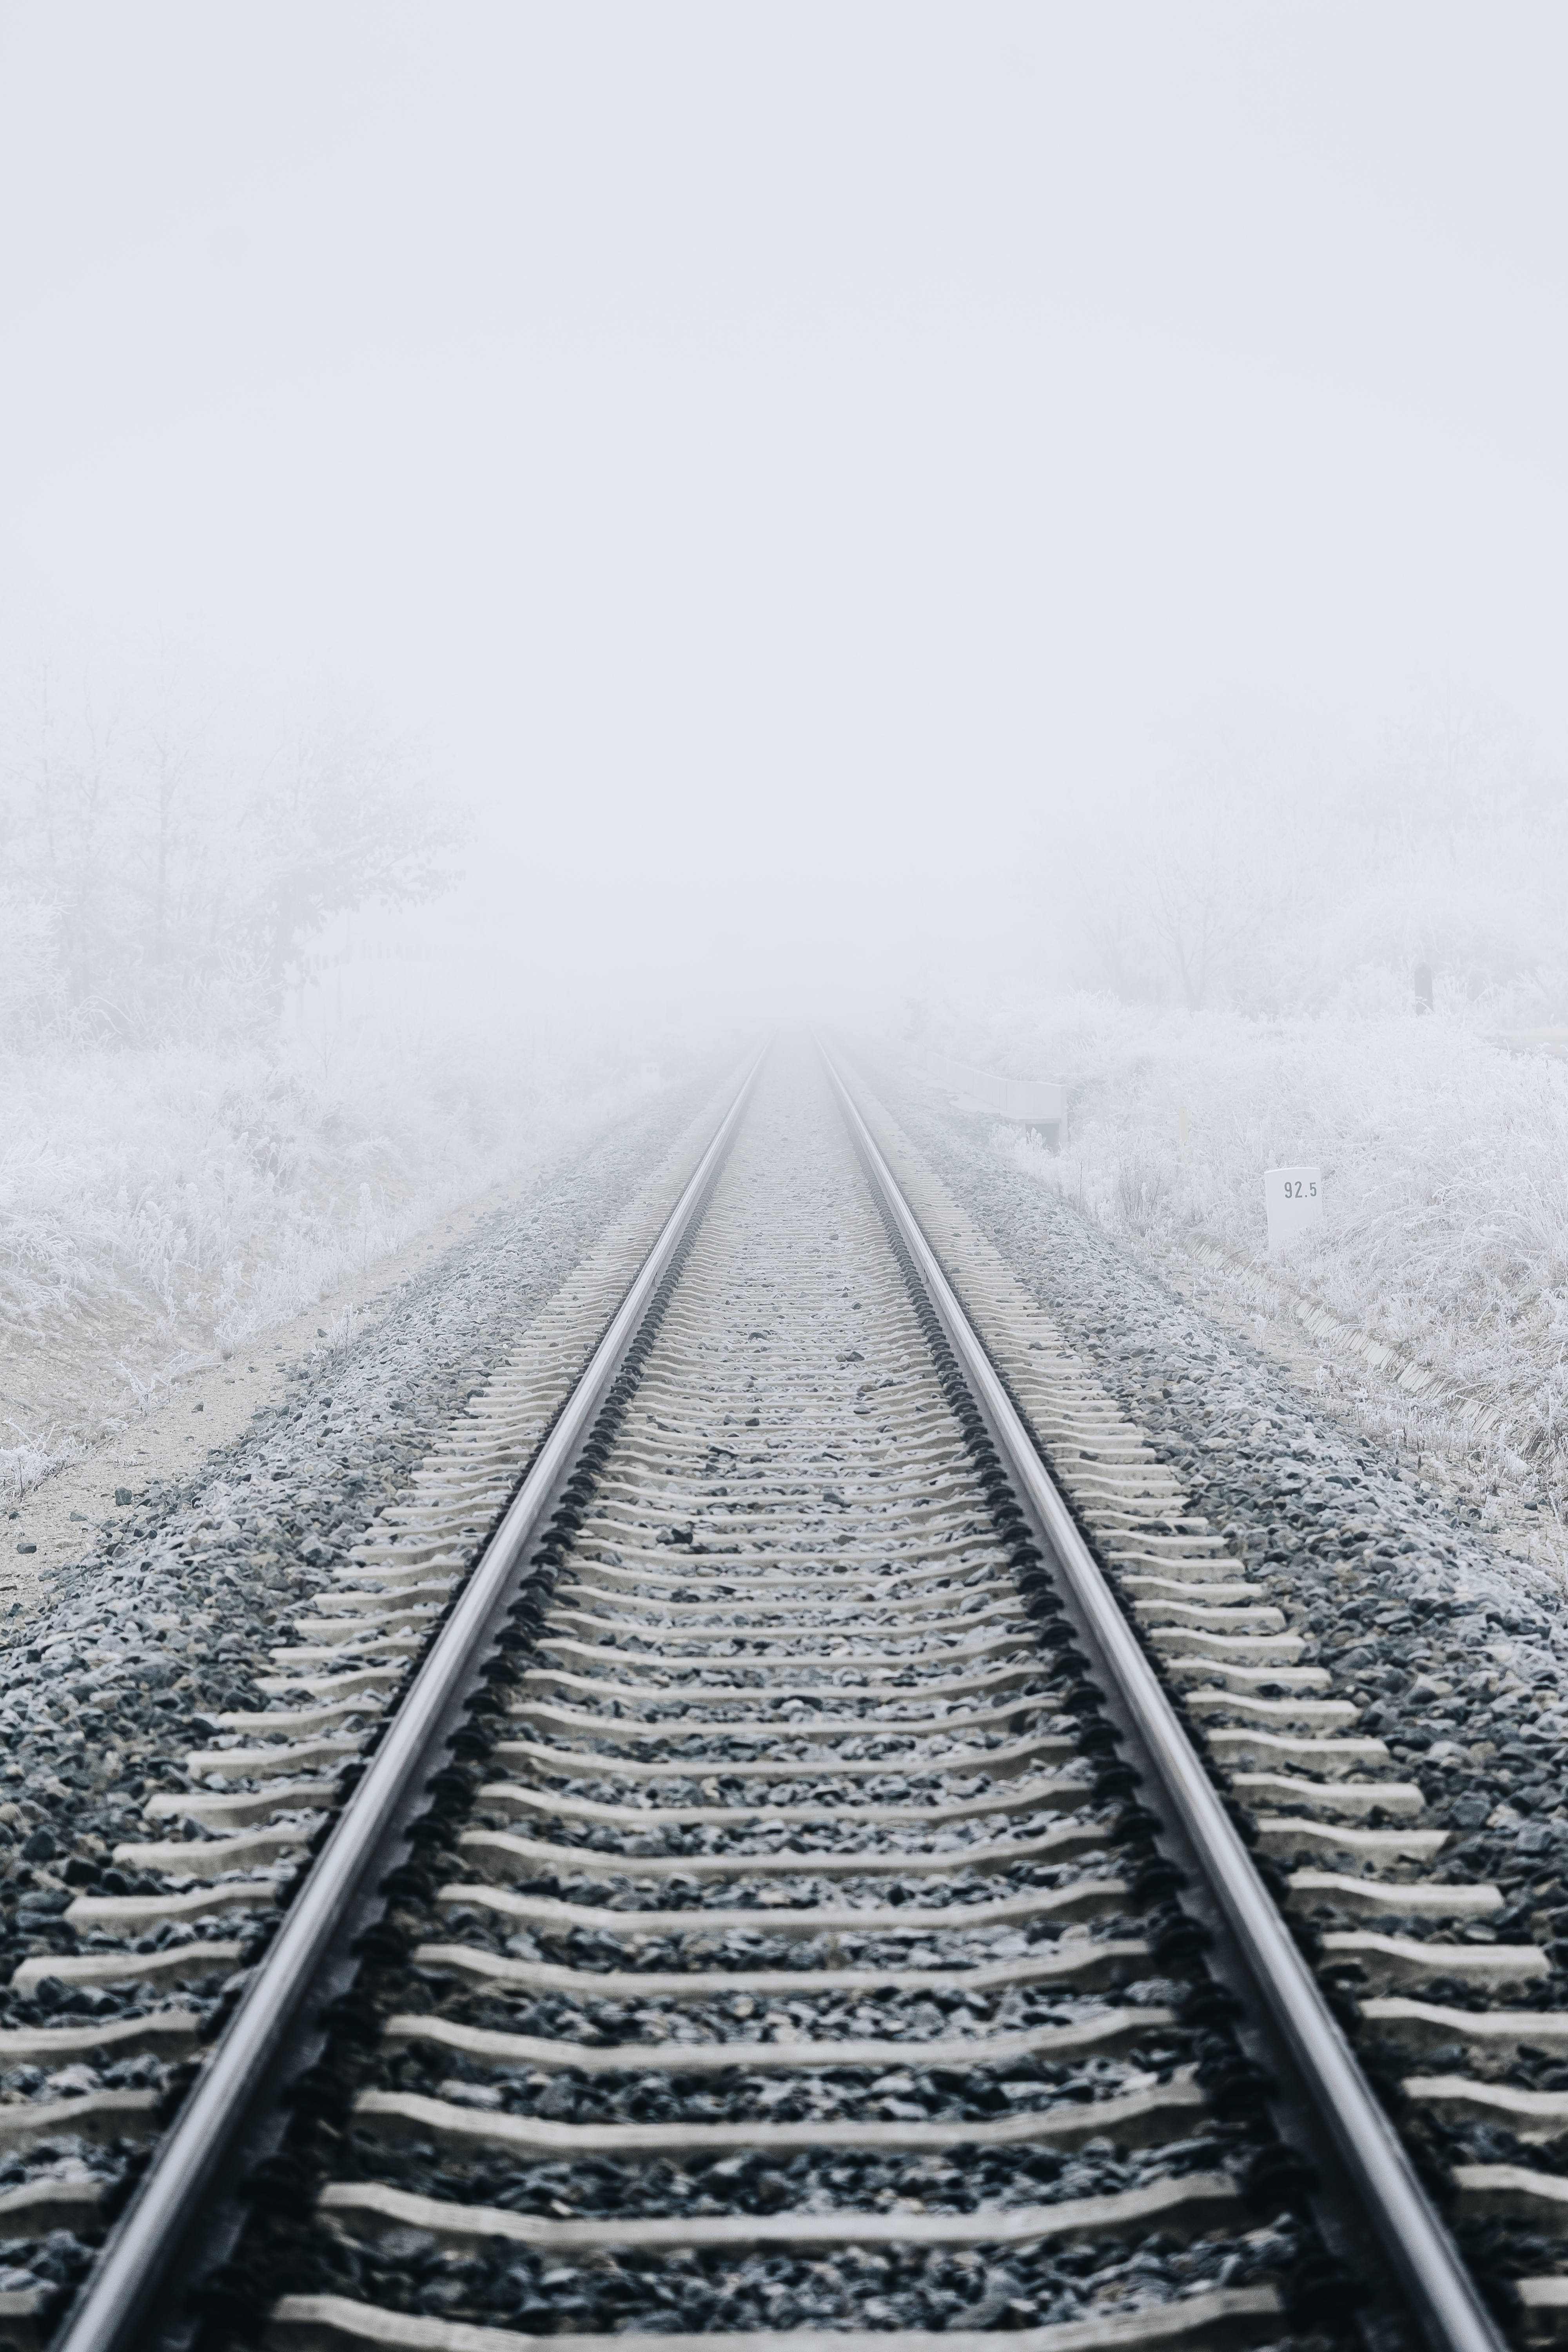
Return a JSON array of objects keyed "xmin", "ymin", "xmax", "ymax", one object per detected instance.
[{"xmin": 0, "ymin": 659, "xmax": 468, "ymax": 1045}]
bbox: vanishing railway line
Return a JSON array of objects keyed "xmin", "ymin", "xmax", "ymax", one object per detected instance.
[{"xmin": 9, "ymin": 1042, "xmax": 1565, "ymax": 2352}]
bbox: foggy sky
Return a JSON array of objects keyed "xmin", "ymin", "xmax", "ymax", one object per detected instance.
[{"xmin": 4, "ymin": 5, "xmax": 1566, "ymax": 1022}]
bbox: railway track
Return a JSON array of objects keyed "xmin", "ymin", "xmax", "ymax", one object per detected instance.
[{"xmin": 10, "ymin": 1042, "xmax": 1567, "ymax": 2352}]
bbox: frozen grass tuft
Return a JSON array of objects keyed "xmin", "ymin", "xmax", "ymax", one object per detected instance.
[
  {"xmin": 925, "ymin": 998, "xmax": 1568, "ymax": 1491},
  {"xmin": 0, "ymin": 1033, "xmax": 671, "ymax": 1497}
]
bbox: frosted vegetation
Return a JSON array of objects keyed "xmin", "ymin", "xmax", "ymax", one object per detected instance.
[
  {"xmin": 922, "ymin": 706, "xmax": 1568, "ymax": 1501},
  {"xmin": 0, "ymin": 661, "xmax": 462, "ymax": 1049},
  {"xmin": 0, "ymin": 664, "xmax": 662, "ymax": 1496},
  {"xmin": 1044, "ymin": 697, "xmax": 1568, "ymax": 1025}
]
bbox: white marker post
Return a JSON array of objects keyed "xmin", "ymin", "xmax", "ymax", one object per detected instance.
[{"xmin": 1263, "ymin": 1165, "xmax": 1322, "ymax": 1256}]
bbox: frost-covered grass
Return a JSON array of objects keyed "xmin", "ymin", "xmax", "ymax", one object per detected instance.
[
  {"xmin": 0, "ymin": 1031, "xmax": 676, "ymax": 1495},
  {"xmin": 920, "ymin": 998, "xmax": 1568, "ymax": 1489}
]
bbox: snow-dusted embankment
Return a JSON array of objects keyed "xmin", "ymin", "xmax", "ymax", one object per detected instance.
[
  {"xmin": 913, "ymin": 1003, "xmax": 1568, "ymax": 1497},
  {"xmin": 0, "ymin": 1038, "xmax": 677, "ymax": 1497}
]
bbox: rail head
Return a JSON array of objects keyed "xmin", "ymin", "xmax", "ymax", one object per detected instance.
[
  {"xmin": 818, "ymin": 1037, "xmax": 1508, "ymax": 2352},
  {"xmin": 53, "ymin": 1042, "xmax": 769, "ymax": 2352}
]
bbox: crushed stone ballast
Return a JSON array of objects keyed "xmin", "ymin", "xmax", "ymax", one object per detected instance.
[{"xmin": 31, "ymin": 1043, "xmax": 1533, "ymax": 2352}]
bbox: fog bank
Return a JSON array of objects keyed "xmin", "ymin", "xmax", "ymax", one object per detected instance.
[{"xmin": 4, "ymin": 5, "xmax": 1566, "ymax": 1036}]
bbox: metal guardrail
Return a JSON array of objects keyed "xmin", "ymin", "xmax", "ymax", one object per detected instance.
[{"xmin": 924, "ymin": 1051, "xmax": 1064, "ymax": 1128}]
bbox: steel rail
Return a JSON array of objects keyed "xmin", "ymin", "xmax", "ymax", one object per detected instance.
[
  {"xmin": 819, "ymin": 1039, "xmax": 1508, "ymax": 2352},
  {"xmin": 55, "ymin": 1044, "xmax": 769, "ymax": 2352}
]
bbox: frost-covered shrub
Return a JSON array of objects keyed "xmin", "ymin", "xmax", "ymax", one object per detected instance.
[
  {"xmin": 924, "ymin": 995, "xmax": 1568, "ymax": 1486},
  {"xmin": 0, "ymin": 664, "xmax": 463, "ymax": 1051},
  {"xmin": 0, "ymin": 1029, "xmax": 674, "ymax": 1497}
]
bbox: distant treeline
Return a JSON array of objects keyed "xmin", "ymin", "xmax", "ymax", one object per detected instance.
[
  {"xmin": 1052, "ymin": 695, "xmax": 1568, "ymax": 1020},
  {"xmin": 0, "ymin": 664, "xmax": 465, "ymax": 1047}
]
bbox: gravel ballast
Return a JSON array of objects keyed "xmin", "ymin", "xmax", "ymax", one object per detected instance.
[
  {"xmin": 198, "ymin": 1046, "xmax": 1338, "ymax": 2352},
  {"xmin": 861, "ymin": 1050, "xmax": 1568, "ymax": 2305},
  {"xmin": 0, "ymin": 1064, "xmax": 727, "ymax": 2296},
  {"xmin": 862, "ymin": 1054, "xmax": 1568, "ymax": 1855}
]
